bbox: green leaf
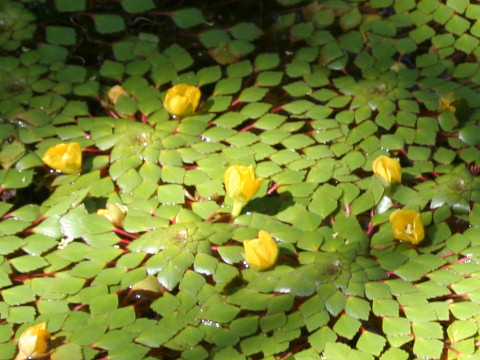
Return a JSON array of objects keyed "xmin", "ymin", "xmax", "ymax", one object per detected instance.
[
  {"xmin": 214, "ymin": 78, "xmax": 242, "ymax": 95},
  {"xmin": 157, "ymin": 184, "xmax": 185, "ymax": 204},
  {"xmin": 380, "ymin": 348, "xmax": 409, "ymax": 360},
  {"xmin": 173, "ymin": 325, "xmax": 205, "ymax": 349},
  {"xmin": 94, "ymin": 15, "xmax": 126, "ymax": 34},
  {"xmin": 51, "ymin": 343, "xmax": 83, "ymax": 360},
  {"xmin": 345, "ymin": 296, "xmax": 371, "ymax": 320},
  {"xmin": 412, "ymin": 321, "xmax": 443, "ymax": 339},
  {"xmin": 413, "ymin": 338, "xmax": 443, "ymax": 359},
  {"xmin": 194, "ymin": 253, "xmax": 218, "ymax": 275},
  {"xmin": 227, "ymin": 60, "xmax": 253, "ymax": 78},
  {"xmin": 356, "ymin": 331, "xmax": 386, "ymax": 356},
  {"xmin": 459, "ymin": 125, "xmax": 480, "ymax": 146},
  {"xmin": 100, "ymin": 61, "xmax": 124, "ymax": 80},
  {"xmin": 445, "ymin": 15, "xmax": 470, "ymax": 35},
  {"xmin": 255, "ymin": 53, "xmax": 280, "ymax": 70},
  {"xmin": 0, "ymin": 324, "xmax": 13, "ymax": 343},
  {"xmin": 90, "ymin": 294, "xmax": 118, "ymax": 315},
  {"xmin": 372, "ymin": 20, "xmax": 396, "ymax": 37},
  {"xmin": 108, "ymin": 306, "xmax": 136, "ymax": 329},
  {"xmin": 0, "ymin": 236, "xmax": 25, "ymax": 255},
  {"xmin": 8, "ymin": 306, "xmax": 35, "ymax": 324},
  {"xmin": 2, "ymin": 285, "xmax": 35, "ymax": 305},
  {"xmin": 309, "ymin": 193, "xmax": 338, "ymax": 219},
  {"xmin": 350, "ymin": 191, "xmax": 375, "ymax": 215},
  {"xmin": 1, "ymin": 169, "xmax": 33, "ymax": 189},
  {"xmin": 0, "ymin": 139, "xmax": 26, "ymax": 169},
  {"xmin": 95, "ymin": 329, "xmax": 136, "ymax": 350},
  {"xmin": 238, "ymin": 87, "xmax": 268, "ymax": 102},
  {"xmin": 409, "ymin": 25, "xmax": 435, "ymax": 44},
  {"xmin": 121, "ymin": 0, "xmax": 154, "ymax": 13},
  {"xmin": 230, "ymin": 23, "xmax": 263, "ymax": 41},
  {"xmin": 325, "ymin": 290, "xmax": 346, "ymax": 316},
  {"xmin": 171, "ymin": 8, "xmax": 206, "ymax": 29},
  {"xmin": 447, "ymin": 320, "xmax": 478, "ymax": 343},
  {"xmin": 157, "ymin": 263, "xmax": 182, "ymax": 291},
  {"xmin": 52, "ymin": 276, "xmax": 85, "ymax": 294},
  {"xmin": 309, "ymin": 327, "xmax": 338, "ymax": 353},
  {"xmin": 203, "ymin": 303, "xmax": 240, "ymax": 324},
  {"xmin": 373, "ymin": 299, "xmax": 399, "ymax": 317},
  {"xmin": 217, "ymin": 246, "xmax": 244, "ymax": 264},
  {"xmin": 306, "ymin": 158, "xmax": 334, "ymax": 183},
  {"xmin": 55, "ymin": 0, "xmax": 86, "ymax": 12},
  {"xmin": 46, "ymin": 26, "xmax": 76, "ymax": 45},
  {"xmin": 450, "ymin": 302, "xmax": 480, "ymax": 320},
  {"xmin": 108, "ymin": 343, "xmax": 149, "ymax": 360},
  {"xmin": 197, "ymin": 66, "xmax": 221, "ymax": 85},
  {"xmin": 10, "ymin": 255, "xmax": 48, "ymax": 273},
  {"xmin": 198, "ymin": 29, "xmax": 229, "ymax": 48},
  {"xmin": 69, "ymin": 324, "xmax": 107, "ymax": 345},
  {"xmin": 136, "ymin": 325, "xmax": 176, "ymax": 347},
  {"xmin": 340, "ymin": 9, "xmax": 362, "ymax": 31},
  {"xmin": 240, "ymin": 335, "xmax": 264, "ymax": 356},
  {"xmin": 333, "ymin": 314, "xmax": 361, "ymax": 339}
]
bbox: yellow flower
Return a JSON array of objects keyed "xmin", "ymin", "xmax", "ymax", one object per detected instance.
[
  {"xmin": 372, "ymin": 155, "xmax": 402, "ymax": 184},
  {"xmin": 439, "ymin": 95, "xmax": 456, "ymax": 113},
  {"xmin": 224, "ymin": 165, "xmax": 264, "ymax": 217},
  {"xmin": 17, "ymin": 323, "xmax": 50, "ymax": 359},
  {"xmin": 108, "ymin": 85, "xmax": 127, "ymax": 105},
  {"xmin": 390, "ymin": 209, "xmax": 425, "ymax": 244},
  {"xmin": 163, "ymin": 84, "xmax": 201, "ymax": 117},
  {"xmin": 42, "ymin": 142, "xmax": 82, "ymax": 174},
  {"xmin": 225, "ymin": 165, "xmax": 263, "ymax": 203},
  {"xmin": 97, "ymin": 203, "xmax": 127, "ymax": 227},
  {"xmin": 243, "ymin": 230, "xmax": 278, "ymax": 270},
  {"xmin": 438, "ymin": 98, "xmax": 456, "ymax": 113}
]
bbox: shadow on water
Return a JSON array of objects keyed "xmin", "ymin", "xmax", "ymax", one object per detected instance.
[{"xmin": 246, "ymin": 191, "xmax": 295, "ymax": 216}]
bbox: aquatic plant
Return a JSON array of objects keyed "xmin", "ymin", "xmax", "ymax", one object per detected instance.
[{"xmin": 0, "ymin": 0, "xmax": 480, "ymax": 359}]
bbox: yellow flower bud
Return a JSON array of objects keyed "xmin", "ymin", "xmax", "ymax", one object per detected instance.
[
  {"xmin": 243, "ymin": 230, "xmax": 278, "ymax": 270},
  {"xmin": 163, "ymin": 84, "xmax": 201, "ymax": 117},
  {"xmin": 224, "ymin": 165, "xmax": 264, "ymax": 217},
  {"xmin": 225, "ymin": 165, "xmax": 263, "ymax": 203},
  {"xmin": 96, "ymin": 203, "xmax": 127, "ymax": 227},
  {"xmin": 42, "ymin": 142, "xmax": 82, "ymax": 174},
  {"xmin": 108, "ymin": 85, "xmax": 127, "ymax": 105},
  {"xmin": 372, "ymin": 155, "xmax": 402, "ymax": 184},
  {"xmin": 17, "ymin": 323, "xmax": 50, "ymax": 359},
  {"xmin": 390, "ymin": 209, "xmax": 425, "ymax": 244}
]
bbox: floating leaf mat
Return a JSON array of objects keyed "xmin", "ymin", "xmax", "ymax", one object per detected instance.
[{"xmin": 1, "ymin": 0, "xmax": 480, "ymax": 359}]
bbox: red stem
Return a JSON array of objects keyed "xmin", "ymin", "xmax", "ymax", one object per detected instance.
[
  {"xmin": 441, "ymin": 252, "xmax": 455, "ymax": 258},
  {"xmin": 267, "ymin": 182, "xmax": 281, "ymax": 195},
  {"xmin": 83, "ymin": 147, "xmax": 108, "ymax": 154},
  {"xmin": 114, "ymin": 228, "xmax": 139, "ymax": 239},
  {"xmin": 452, "ymin": 257, "xmax": 471, "ymax": 264},
  {"xmin": 366, "ymin": 222, "xmax": 375, "ymax": 236},
  {"xmin": 445, "ymin": 343, "xmax": 461, "ymax": 354},
  {"xmin": 118, "ymin": 238, "xmax": 132, "ymax": 245},
  {"xmin": 239, "ymin": 122, "xmax": 256, "ymax": 132},
  {"xmin": 205, "ymin": 211, "xmax": 219, "ymax": 222},
  {"xmin": 108, "ymin": 110, "xmax": 119, "ymax": 119}
]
